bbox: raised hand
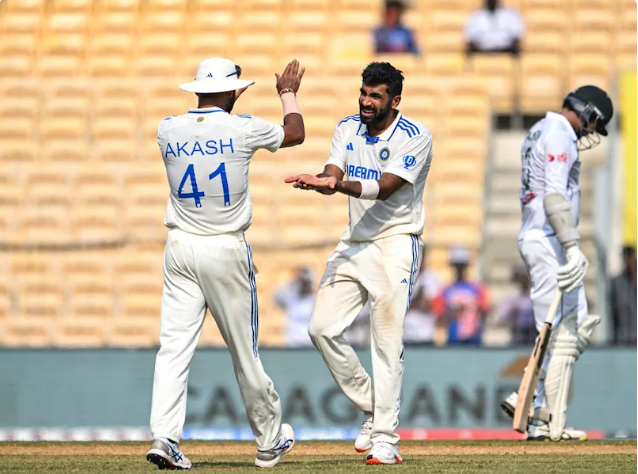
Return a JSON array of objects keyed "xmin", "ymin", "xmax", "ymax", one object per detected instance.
[
  {"xmin": 285, "ymin": 174, "xmax": 337, "ymax": 194},
  {"xmin": 275, "ymin": 60, "xmax": 305, "ymax": 95}
]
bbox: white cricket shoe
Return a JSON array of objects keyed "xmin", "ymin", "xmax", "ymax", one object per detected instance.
[
  {"xmin": 255, "ymin": 423, "xmax": 295, "ymax": 468},
  {"xmin": 500, "ymin": 391, "xmax": 517, "ymax": 419},
  {"xmin": 527, "ymin": 421, "xmax": 588, "ymax": 441},
  {"xmin": 501, "ymin": 392, "xmax": 587, "ymax": 441},
  {"xmin": 147, "ymin": 437, "xmax": 192, "ymax": 470},
  {"xmin": 366, "ymin": 441, "xmax": 403, "ymax": 465},
  {"xmin": 354, "ymin": 415, "xmax": 373, "ymax": 453}
]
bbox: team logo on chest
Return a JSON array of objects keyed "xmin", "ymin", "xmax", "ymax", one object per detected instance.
[{"xmin": 378, "ymin": 147, "xmax": 391, "ymax": 162}]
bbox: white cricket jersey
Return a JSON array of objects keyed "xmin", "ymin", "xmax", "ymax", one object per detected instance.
[
  {"xmin": 326, "ymin": 112, "xmax": 433, "ymax": 241},
  {"xmin": 158, "ymin": 107, "xmax": 284, "ymax": 235},
  {"xmin": 518, "ymin": 112, "xmax": 581, "ymax": 241}
]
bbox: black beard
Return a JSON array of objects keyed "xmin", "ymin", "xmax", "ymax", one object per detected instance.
[
  {"xmin": 225, "ymin": 95, "xmax": 237, "ymax": 113},
  {"xmin": 359, "ymin": 103, "xmax": 392, "ymax": 125}
]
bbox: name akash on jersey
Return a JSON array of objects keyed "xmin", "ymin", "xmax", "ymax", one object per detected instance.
[
  {"xmin": 147, "ymin": 58, "xmax": 305, "ymax": 470},
  {"xmin": 286, "ymin": 62, "xmax": 432, "ymax": 465}
]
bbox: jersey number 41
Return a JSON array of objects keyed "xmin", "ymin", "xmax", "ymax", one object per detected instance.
[{"xmin": 178, "ymin": 163, "xmax": 230, "ymax": 207}]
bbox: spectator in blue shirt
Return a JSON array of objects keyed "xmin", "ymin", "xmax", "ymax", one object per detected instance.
[{"xmin": 373, "ymin": 1, "xmax": 419, "ymax": 56}]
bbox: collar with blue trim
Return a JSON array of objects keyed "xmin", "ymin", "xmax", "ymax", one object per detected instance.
[
  {"xmin": 357, "ymin": 112, "xmax": 403, "ymax": 143},
  {"xmin": 188, "ymin": 106, "xmax": 227, "ymax": 114}
]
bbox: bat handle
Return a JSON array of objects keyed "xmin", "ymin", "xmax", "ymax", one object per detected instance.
[{"xmin": 544, "ymin": 289, "xmax": 563, "ymax": 325}]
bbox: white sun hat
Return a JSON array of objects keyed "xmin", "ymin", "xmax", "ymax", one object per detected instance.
[{"xmin": 179, "ymin": 57, "xmax": 254, "ymax": 94}]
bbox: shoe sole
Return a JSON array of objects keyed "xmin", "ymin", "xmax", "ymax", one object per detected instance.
[
  {"xmin": 500, "ymin": 400, "xmax": 515, "ymax": 419},
  {"xmin": 355, "ymin": 443, "xmax": 372, "ymax": 453},
  {"xmin": 366, "ymin": 456, "xmax": 402, "ymax": 465},
  {"xmin": 527, "ymin": 435, "xmax": 588, "ymax": 442},
  {"xmin": 255, "ymin": 436, "xmax": 295, "ymax": 467},
  {"xmin": 147, "ymin": 452, "xmax": 191, "ymax": 470}
]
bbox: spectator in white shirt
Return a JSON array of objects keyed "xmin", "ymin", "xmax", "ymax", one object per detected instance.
[
  {"xmin": 464, "ymin": 0, "xmax": 524, "ymax": 57},
  {"xmin": 274, "ymin": 267, "xmax": 316, "ymax": 347},
  {"xmin": 404, "ymin": 246, "xmax": 441, "ymax": 345}
]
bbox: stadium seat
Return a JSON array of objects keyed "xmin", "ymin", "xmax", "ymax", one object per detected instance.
[
  {"xmin": 2, "ymin": 0, "xmax": 45, "ymax": 13},
  {"xmin": 55, "ymin": 318, "xmax": 106, "ymax": 347},
  {"xmin": 1, "ymin": 317, "xmax": 55, "ymax": 347},
  {"xmin": 288, "ymin": 10, "xmax": 329, "ymax": 31},
  {"xmin": 424, "ymin": 54, "xmax": 465, "ymax": 76},
  {"xmin": 105, "ymin": 318, "xmax": 159, "ymax": 347},
  {"xmin": 568, "ymin": 54, "xmax": 612, "ymax": 92},
  {"xmin": 467, "ymin": 55, "xmax": 518, "ymax": 112},
  {"xmin": 519, "ymin": 54, "xmax": 563, "ymax": 113},
  {"xmin": 0, "ymin": 12, "xmax": 42, "ymax": 34},
  {"xmin": 523, "ymin": 31, "xmax": 566, "ymax": 54}
]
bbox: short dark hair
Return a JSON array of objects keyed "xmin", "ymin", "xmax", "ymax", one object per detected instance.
[
  {"xmin": 361, "ymin": 62, "xmax": 404, "ymax": 98},
  {"xmin": 622, "ymin": 245, "xmax": 636, "ymax": 257}
]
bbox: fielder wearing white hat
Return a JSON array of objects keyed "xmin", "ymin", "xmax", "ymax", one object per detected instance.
[
  {"xmin": 179, "ymin": 57, "xmax": 254, "ymax": 94},
  {"xmin": 148, "ymin": 58, "xmax": 306, "ymax": 470}
]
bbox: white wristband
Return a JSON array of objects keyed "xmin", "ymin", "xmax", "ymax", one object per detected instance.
[
  {"xmin": 280, "ymin": 92, "xmax": 301, "ymax": 116},
  {"xmin": 359, "ymin": 179, "xmax": 380, "ymax": 200}
]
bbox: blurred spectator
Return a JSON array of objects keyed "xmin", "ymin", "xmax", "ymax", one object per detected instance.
[
  {"xmin": 610, "ymin": 246, "xmax": 637, "ymax": 345},
  {"xmin": 464, "ymin": 0, "xmax": 524, "ymax": 57},
  {"xmin": 273, "ymin": 267, "xmax": 316, "ymax": 347},
  {"xmin": 373, "ymin": 1, "xmax": 420, "ymax": 55},
  {"xmin": 493, "ymin": 265, "xmax": 535, "ymax": 345},
  {"xmin": 404, "ymin": 246, "xmax": 441, "ymax": 345},
  {"xmin": 434, "ymin": 247, "xmax": 490, "ymax": 345}
]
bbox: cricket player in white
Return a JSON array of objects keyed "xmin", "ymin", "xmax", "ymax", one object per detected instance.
[
  {"xmin": 286, "ymin": 62, "xmax": 432, "ymax": 465},
  {"xmin": 147, "ymin": 58, "xmax": 306, "ymax": 469},
  {"xmin": 500, "ymin": 86, "xmax": 614, "ymax": 441}
]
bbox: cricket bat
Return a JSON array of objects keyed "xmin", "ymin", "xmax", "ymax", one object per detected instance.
[{"xmin": 512, "ymin": 289, "xmax": 562, "ymax": 433}]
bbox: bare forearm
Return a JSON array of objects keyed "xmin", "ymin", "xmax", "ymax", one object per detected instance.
[
  {"xmin": 334, "ymin": 180, "xmax": 362, "ymax": 198},
  {"xmin": 281, "ymin": 112, "xmax": 305, "ymax": 148}
]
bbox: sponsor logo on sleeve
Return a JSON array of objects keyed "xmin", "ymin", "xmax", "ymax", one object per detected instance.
[
  {"xmin": 403, "ymin": 155, "xmax": 417, "ymax": 169},
  {"xmin": 548, "ymin": 153, "xmax": 568, "ymax": 163}
]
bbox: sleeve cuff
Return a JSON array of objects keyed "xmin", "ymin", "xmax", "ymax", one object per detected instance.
[
  {"xmin": 325, "ymin": 157, "xmax": 346, "ymax": 173},
  {"xmin": 384, "ymin": 168, "xmax": 415, "ymax": 185}
]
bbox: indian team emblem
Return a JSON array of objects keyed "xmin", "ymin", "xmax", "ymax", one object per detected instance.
[{"xmin": 379, "ymin": 147, "xmax": 391, "ymax": 162}]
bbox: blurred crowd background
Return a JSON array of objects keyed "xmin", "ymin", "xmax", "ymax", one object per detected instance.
[{"xmin": 0, "ymin": 0, "xmax": 635, "ymax": 349}]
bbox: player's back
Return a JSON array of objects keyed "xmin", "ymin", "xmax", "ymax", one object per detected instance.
[
  {"xmin": 158, "ymin": 107, "xmax": 283, "ymax": 236},
  {"xmin": 518, "ymin": 112, "xmax": 580, "ymax": 241}
]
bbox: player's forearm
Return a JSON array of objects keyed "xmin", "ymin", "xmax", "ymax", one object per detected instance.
[
  {"xmin": 544, "ymin": 192, "xmax": 579, "ymax": 247},
  {"xmin": 333, "ymin": 178, "xmax": 398, "ymax": 201},
  {"xmin": 281, "ymin": 113, "xmax": 304, "ymax": 147},
  {"xmin": 334, "ymin": 180, "xmax": 363, "ymax": 198}
]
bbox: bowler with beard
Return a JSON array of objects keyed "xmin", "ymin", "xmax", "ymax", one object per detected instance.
[
  {"xmin": 285, "ymin": 62, "xmax": 433, "ymax": 465},
  {"xmin": 148, "ymin": 57, "xmax": 305, "ymax": 470}
]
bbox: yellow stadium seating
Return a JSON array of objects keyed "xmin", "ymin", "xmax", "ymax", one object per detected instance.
[{"xmin": 0, "ymin": 0, "xmax": 629, "ymax": 347}]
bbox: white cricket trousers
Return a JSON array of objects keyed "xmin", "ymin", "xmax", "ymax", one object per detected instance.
[
  {"xmin": 309, "ymin": 234, "xmax": 423, "ymax": 445},
  {"xmin": 150, "ymin": 228, "xmax": 282, "ymax": 450},
  {"xmin": 519, "ymin": 234, "xmax": 588, "ymax": 410}
]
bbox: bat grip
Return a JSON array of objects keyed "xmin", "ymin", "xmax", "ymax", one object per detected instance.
[{"xmin": 544, "ymin": 289, "xmax": 563, "ymax": 325}]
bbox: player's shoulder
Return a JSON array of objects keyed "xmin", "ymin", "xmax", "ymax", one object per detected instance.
[
  {"xmin": 336, "ymin": 113, "xmax": 361, "ymax": 129},
  {"xmin": 394, "ymin": 114, "xmax": 431, "ymax": 141},
  {"xmin": 540, "ymin": 113, "xmax": 577, "ymax": 144},
  {"xmin": 157, "ymin": 113, "xmax": 189, "ymax": 135}
]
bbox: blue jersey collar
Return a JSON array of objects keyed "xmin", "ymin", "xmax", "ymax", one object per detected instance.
[{"xmin": 356, "ymin": 112, "xmax": 403, "ymax": 143}]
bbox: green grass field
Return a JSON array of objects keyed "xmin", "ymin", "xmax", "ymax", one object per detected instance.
[{"xmin": 0, "ymin": 441, "xmax": 635, "ymax": 473}]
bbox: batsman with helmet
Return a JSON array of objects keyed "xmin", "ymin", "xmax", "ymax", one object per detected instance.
[{"xmin": 501, "ymin": 85, "xmax": 614, "ymax": 441}]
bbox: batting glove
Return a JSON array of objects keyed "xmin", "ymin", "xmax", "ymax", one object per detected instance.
[{"xmin": 557, "ymin": 244, "xmax": 588, "ymax": 293}]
